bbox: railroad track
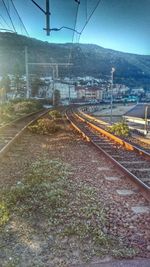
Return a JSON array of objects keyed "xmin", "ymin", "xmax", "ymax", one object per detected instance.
[
  {"xmin": 79, "ymin": 107, "xmax": 150, "ymax": 154},
  {"xmin": 66, "ymin": 108, "xmax": 150, "ymax": 201},
  {"xmin": 0, "ymin": 109, "xmax": 49, "ymax": 158}
]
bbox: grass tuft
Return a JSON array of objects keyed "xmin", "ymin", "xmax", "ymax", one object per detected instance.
[
  {"xmin": 0, "ymin": 202, "xmax": 9, "ymax": 226},
  {"xmin": 0, "ymin": 156, "xmax": 139, "ymax": 264}
]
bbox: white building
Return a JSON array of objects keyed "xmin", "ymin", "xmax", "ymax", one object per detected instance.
[
  {"xmin": 76, "ymin": 86, "xmax": 103, "ymax": 100},
  {"xmin": 53, "ymin": 82, "xmax": 77, "ymax": 99}
]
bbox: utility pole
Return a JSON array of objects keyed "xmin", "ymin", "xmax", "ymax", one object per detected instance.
[
  {"xmin": 69, "ymin": 85, "xmax": 71, "ymax": 104},
  {"xmin": 45, "ymin": 0, "xmax": 50, "ymax": 35},
  {"xmin": 110, "ymin": 67, "xmax": 115, "ymax": 123},
  {"xmin": 25, "ymin": 46, "xmax": 29, "ymax": 98},
  {"xmin": 31, "ymin": 0, "xmax": 50, "ymax": 35},
  {"xmin": 52, "ymin": 67, "xmax": 55, "ymax": 106},
  {"xmin": 144, "ymin": 106, "xmax": 149, "ymax": 135}
]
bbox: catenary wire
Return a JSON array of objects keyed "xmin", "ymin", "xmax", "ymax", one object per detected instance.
[
  {"xmin": 2, "ymin": 0, "xmax": 16, "ymax": 32},
  {"xmin": 67, "ymin": 0, "xmax": 80, "ymax": 67},
  {"xmin": 0, "ymin": 18, "xmax": 5, "ymax": 28},
  {"xmin": 0, "ymin": 28, "xmax": 15, "ymax": 32},
  {"xmin": 10, "ymin": 0, "xmax": 29, "ymax": 36},
  {"xmin": 0, "ymin": 13, "xmax": 12, "ymax": 29},
  {"xmin": 85, "ymin": 0, "xmax": 88, "ymax": 21},
  {"xmin": 70, "ymin": 0, "xmax": 80, "ymax": 44},
  {"xmin": 79, "ymin": 0, "xmax": 102, "ymax": 40}
]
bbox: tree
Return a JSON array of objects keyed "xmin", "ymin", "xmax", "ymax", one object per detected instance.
[
  {"xmin": 0, "ymin": 74, "xmax": 11, "ymax": 101},
  {"xmin": 53, "ymin": 89, "xmax": 60, "ymax": 106},
  {"xmin": 31, "ymin": 77, "xmax": 42, "ymax": 97}
]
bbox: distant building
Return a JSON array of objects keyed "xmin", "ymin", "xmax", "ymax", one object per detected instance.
[
  {"xmin": 75, "ymin": 86, "xmax": 103, "ymax": 100},
  {"xmin": 35, "ymin": 79, "xmax": 77, "ymax": 100},
  {"xmin": 54, "ymin": 82, "xmax": 77, "ymax": 99},
  {"xmin": 131, "ymin": 88, "xmax": 144, "ymax": 95}
]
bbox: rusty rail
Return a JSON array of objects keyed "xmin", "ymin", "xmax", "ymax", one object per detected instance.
[
  {"xmin": 66, "ymin": 108, "xmax": 150, "ymax": 201},
  {"xmin": 0, "ymin": 109, "xmax": 50, "ymax": 158},
  {"xmin": 76, "ymin": 110, "xmax": 150, "ymax": 161}
]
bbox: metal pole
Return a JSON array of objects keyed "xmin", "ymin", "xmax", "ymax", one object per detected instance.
[
  {"xmin": 25, "ymin": 46, "xmax": 29, "ymax": 98},
  {"xmin": 69, "ymin": 85, "xmax": 71, "ymax": 104},
  {"xmin": 144, "ymin": 106, "xmax": 148, "ymax": 135},
  {"xmin": 52, "ymin": 67, "xmax": 55, "ymax": 106},
  {"xmin": 46, "ymin": 0, "xmax": 50, "ymax": 35},
  {"xmin": 55, "ymin": 65, "xmax": 58, "ymax": 78},
  {"xmin": 110, "ymin": 67, "xmax": 115, "ymax": 123}
]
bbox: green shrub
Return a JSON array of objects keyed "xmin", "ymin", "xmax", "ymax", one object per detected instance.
[
  {"xmin": 0, "ymin": 202, "xmax": 9, "ymax": 226},
  {"xmin": 108, "ymin": 121, "xmax": 130, "ymax": 137},
  {"xmin": 28, "ymin": 118, "xmax": 61, "ymax": 134},
  {"xmin": 0, "ymin": 100, "xmax": 42, "ymax": 125}
]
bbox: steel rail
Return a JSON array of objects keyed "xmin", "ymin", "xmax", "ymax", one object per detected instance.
[
  {"xmin": 0, "ymin": 109, "xmax": 50, "ymax": 158},
  {"xmin": 0, "ymin": 109, "xmax": 44, "ymax": 130},
  {"xmin": 77, "ymin": 110, "xmax": 150, "ymax": 161},
  {"xmin": 66, "ymin": 108, "xmax": 150, "ymax": 201}
]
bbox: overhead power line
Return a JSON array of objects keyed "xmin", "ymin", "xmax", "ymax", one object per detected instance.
[
  {"xmin": 66, "ymin": 0, "xmax": 80, "ymax": 80},
  {"xmin": 79, "ymin": 0, "xmax": 103, "ymax": 37},
  {"xmin": 0, "ymin": 18, "xmax": 5, "ymax": 28},
  {"xmin": 2, "ymin": 0, "xmax": 17, "ymax": 32},
  {"xmin": 31, "ymin": 0, "xmax": 81, "ymax": 36},
  {"xmin": 0, "ymin": 14, "xmax": 11, "ymax": 28},
  {"xmin": 10, "ymin": 0, "xmax": 29, "ymax": 36},
  {"xmin": 72, "ymin": 0, "xmax": 80, "ymax": 43},
  {"xmin": 31, "ymin": 0, "xmax": 51, "ymax": 35},
  {"xmin": 0, "ymin": 28, "xmax": 15, "ymax": 32}
]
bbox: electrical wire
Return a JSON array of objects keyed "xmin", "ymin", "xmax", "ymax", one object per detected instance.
[
  {"xmin": 6, "ymin": 0, "xmax": 10, "ymax": 12},
  {"xmin": 79, "ymin": 0, "xmax": 102, "ymax": 40},
  {"xmin": 2, "ymin": 0, "xmax": 16, "ymax": 32},
  {"xmin": 0, "ymin": 18, "xmax": 5, "ymax": 28},
  {"xmin": 0, "ymin": 28, "xmax": 15, "ymax": 32},
  {"xmin": 10, "ymin": 0, "xmax": 29, "ymax": 36},
  {"xmin": 85, "ymin": 0, "xmax": 88, "ymax": 22},
  {"xmin": 72, "ymin": 0, "xmax": 80, "ymax": 43},
  {"xmin": 67, "ymin": 0, "xmax": 80, "ymax": 73},
  {"xmin": 0, "ymin": 13, "xmax": 12, "ymax": 29}
]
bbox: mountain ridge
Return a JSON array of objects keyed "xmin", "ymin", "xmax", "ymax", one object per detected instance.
[{"xmin": 0, "ymin": 32, "xmax": 150, "ymax": 88}]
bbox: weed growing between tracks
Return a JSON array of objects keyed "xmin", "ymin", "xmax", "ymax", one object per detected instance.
[
  {"xmin": 28, "ymin": 118, "xmax": 62, "ymax": 134},
  {"xmin": 107, "ymin": 121, "xmax": 130, "ymax": 137},
  {"xmin": 49, "ymin": 110, "xmax": 62, "ymax": 119},
  {"xmin": 28, "ymin": 110, "xmax": 63, "ymax": 134},
  {"xmin": 0, "ymin": 156, "xmax": 137, "ymax": 266}
]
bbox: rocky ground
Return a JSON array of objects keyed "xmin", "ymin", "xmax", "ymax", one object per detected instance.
[{"xmin": 0, "ymin": 116, "xmax": 149, "ymax": 267}]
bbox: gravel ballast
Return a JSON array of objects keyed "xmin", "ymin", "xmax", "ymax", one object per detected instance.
[{"xmin": 0, "ymin": 117, "xmax": 149, "ymax": 267}]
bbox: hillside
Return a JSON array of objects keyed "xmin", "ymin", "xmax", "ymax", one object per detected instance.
[{"xmin": 0, "ymin": 32, "xmax": 150, "ymax": 88}]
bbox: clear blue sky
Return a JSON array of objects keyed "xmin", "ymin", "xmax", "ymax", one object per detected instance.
[{"xmin": 0, "ymin": 0, "xmax": 150, "ymax": 55}]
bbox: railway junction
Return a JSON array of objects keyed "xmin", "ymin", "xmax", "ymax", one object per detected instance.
[{"xmin": 0, "ymin": 105, "xmax": 150, "ymax": 267}]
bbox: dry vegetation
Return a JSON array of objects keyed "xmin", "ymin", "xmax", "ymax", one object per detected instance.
[
  {"xmin": 0, "ymin": 99, "xmax": 42, "ymax": 126},
  {"xmin": 28, "ymin": 110, "xmax": 63, "ymax": 135}
]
